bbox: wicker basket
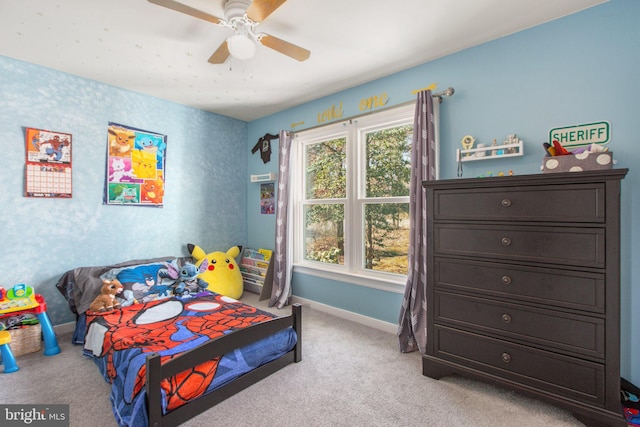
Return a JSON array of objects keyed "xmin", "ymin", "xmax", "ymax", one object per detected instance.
[{"xmin": 8, "ymin": 323, "xmax": 42, "ymax": 357}]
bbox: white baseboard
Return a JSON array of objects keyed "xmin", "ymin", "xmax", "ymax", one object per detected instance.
[
  {"xmin": 291, "ymin": 296, "xmax": 397, "ymax": 335},
  {"xmin": 54, "ymin": 321, "xmax": 76, "ymax": 336}
]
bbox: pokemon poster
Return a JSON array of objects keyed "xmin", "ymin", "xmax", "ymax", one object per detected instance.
[
  {"xmin": 24, "ymin": 127, "xmax": 72, "ymax": 198},
  {"xmin": 104, "ymin": 122, "xmax": 167, "ymax": 207}
]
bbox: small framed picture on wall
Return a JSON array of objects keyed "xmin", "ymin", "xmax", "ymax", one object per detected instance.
[{"xmin": 260, "ymin": 183, "xmax": 275, "ymax": 214}]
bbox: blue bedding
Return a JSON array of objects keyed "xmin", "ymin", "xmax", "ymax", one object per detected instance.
[{"xmin": 82, "ymin": 292, "xmax": 297, "ymax": 427}]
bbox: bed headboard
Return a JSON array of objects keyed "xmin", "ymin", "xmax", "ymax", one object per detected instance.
[{"xmin": 55, "ymin": 256, "xmax": 190, "ymax": 315}]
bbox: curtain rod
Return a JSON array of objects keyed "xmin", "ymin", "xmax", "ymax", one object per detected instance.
[
  {"xmin": 431, "ymin": 87, "xmax": 455, "ymax": 103},
  {"xmin": 291, "ymin": 102, "xmax": 412, "ymax": 135},
  {"xmin": 290, "ymin": 87, "xmax": 455, "ymax": 133},
  {"xmin": 411, "ymin": 85, "xmax": 455, "ymax": 102}
]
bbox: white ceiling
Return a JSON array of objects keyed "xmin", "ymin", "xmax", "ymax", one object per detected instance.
[{"xmin": 0, "ymin": 0, "xmax": 606, "ymax": 121}]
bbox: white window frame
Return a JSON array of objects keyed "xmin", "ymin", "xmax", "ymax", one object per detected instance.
[{"xmin": 291, "ymin": 103, "xmax": 414, "ymax": 294}]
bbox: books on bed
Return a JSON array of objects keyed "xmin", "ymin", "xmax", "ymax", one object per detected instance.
[{"xmin": 240, "ymin": 248, "xmax": 273, "ymax": 300}]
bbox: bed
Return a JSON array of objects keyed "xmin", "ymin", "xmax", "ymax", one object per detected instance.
[{"xmin": 55, "ymin": 256, "xmax": 302, "ymax": 427}]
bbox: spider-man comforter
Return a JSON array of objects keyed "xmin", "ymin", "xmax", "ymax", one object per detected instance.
[{"xmin": 83, "ymin": 292, "xmax": 297, "ymax": 427}]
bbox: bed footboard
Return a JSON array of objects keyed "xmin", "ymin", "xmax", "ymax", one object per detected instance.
[{"xmin": 145, "ymin": 303, "xmax": 302, "ymax": 427}]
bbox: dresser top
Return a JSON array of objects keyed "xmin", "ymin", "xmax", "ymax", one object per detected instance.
[{"xmin": 423, "ymin": 169, "xmax": 628, "ymax": 190}]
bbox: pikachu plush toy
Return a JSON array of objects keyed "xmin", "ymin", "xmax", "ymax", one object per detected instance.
[{"xmin": 187, "ymin": 244, "xmax": 243, "ymax": 299}]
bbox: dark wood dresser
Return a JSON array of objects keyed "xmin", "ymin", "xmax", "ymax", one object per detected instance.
[{"xmin": 422, "ymin": 169, "xmax": 628, "ymax": 427}]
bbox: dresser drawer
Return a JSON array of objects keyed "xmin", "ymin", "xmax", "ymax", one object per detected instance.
[
  {"xmin": 433, "ymin": 184, "xmax": 605, "ymax": 223},
  {"xmin": 434, "ymin": 257, "xmax": 605, "ymax": 313},
  {"xmin": 432, "ymin": 326, "xmax": 605, "ymax": 405},
  {"xmin": 434, "ymin": 224, "xmax": 605, "ymax": 268},
  {"xmin": 435, "ymin": 291, "xmax": 605, "ymax": 359}
]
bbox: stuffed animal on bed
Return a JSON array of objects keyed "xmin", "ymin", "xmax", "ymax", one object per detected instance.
[
  {"xmin": 89, "ymin": 279, "xmax": 124, "ymax": 313},
  {"xmin": 187, "ymin": 244, "xmax": 243, "ymax": 299},
  {"xmin": 162, "ymin": 259, "xmax": 208, "ymax": 296}
]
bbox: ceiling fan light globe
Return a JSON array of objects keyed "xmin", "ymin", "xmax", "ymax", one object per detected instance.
[{"xmin": 227, "ymin": 34, "xmax": 256, "ymax": 60}]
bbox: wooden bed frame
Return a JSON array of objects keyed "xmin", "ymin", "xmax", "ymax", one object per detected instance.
[{"xmin": 145, "ymin": 303, "xmax": 302, "ymax": 427}]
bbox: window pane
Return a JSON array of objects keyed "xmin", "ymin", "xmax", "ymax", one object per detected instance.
[
  {"xmin": 363, "ymin": 203, "xmax": 409, "ymax": 274},
  {"xmin": 304, "ymin": 204, "xmax": 345, "ymax": 265},
  {"xmin": 365, "ymin": 125, "xmax": 412, "ymax": 198},
  {"xmin": 305, "ymin": 137, "xmax": 346, "ymax": 199}
]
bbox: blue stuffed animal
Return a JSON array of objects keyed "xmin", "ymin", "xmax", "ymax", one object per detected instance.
[{"xmin": 163, "ymin": 260, "xmax": 208, "ymax": 296}]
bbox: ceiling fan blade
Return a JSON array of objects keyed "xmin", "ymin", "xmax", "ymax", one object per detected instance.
[
  {"xmin": 246, "ymin": 0, "xmax": 287, "ymax": 22},
  {"xmin": 258, "ymin": 34, "xmax": 310, "ymax": 62},
  {"xmin": 208, "ymin": 41, "xmax": 231, "ymax": 64},
  {"xmin": 147, "ymin": 0, "xmax": 224, "ymax": 25}
]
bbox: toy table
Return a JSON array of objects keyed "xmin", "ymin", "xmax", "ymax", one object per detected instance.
[{"xmin": 0, "ymin": 293, "xmax": 61, "ymax": 356}]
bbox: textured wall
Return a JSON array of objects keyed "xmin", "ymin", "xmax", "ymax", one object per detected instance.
[{"xmin": 0, "ymin": 56, "xmax": 247, "ymax": 326}]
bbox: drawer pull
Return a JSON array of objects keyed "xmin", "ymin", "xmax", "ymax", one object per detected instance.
[
  {"xmin": 501, "ymin": 199, "xmax": 512, "ymax": 207},
  {"xmin": 501, "ymin": 237, "xmax": 512, "ymax": 246},
  {"xmin": 501, "ymin": 275, "xmax": 512, "ymax": 285},
  {"xmin": 501, "ymin": 314, "xmax": 512, "ymax": 323},
  {"xmin": 501, "ymin": 352, "xmax": 512, "ymax": 363}
]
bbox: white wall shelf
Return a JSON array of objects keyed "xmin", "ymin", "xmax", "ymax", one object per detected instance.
[
  {"xmin": 250, "ymin": 172, "xmax": 276, "ymax": 182},
  {"xmin": 456, "ymin": 141, "xmax": 524, "ymax": 162}
]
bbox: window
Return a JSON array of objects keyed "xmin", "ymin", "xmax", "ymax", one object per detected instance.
[{"xmin": 292, "ymin": 104, "xmax": 414, "ymax": 289}]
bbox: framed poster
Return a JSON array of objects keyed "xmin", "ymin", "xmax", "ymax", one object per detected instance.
[
  {"xmin": 105, "ymin": 122, "xmax": 167, "ymax": 207},
  {"xmin": 260, "ymin": 182, "xmax": 275, "ymax": 214},
  {"xmin": 24, "ymin": 127, "xmax": 72, "ymax": 198}
]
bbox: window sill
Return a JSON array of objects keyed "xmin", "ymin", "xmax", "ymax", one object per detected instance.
[{"xmin": 292, "ymin": 264, "xmax": 406, "ymax": 294}]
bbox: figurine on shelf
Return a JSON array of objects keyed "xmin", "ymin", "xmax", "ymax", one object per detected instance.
[
  {"xmin": 503, "ymin": 134, "xmax": 522, "ymax": 154},
  {"xmin": 461, "ymin": 135, "xmax": 475, "ymax": 157}
]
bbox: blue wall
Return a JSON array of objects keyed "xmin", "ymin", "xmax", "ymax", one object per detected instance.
[
  {"xmin": 246, "ymin": 0, "xmax": 640, "ymax": 383},
  {"xmin": 0, "ymin": 57, "xmax": 248, "ymax": 327},
  {"xmin": 1, "ymin": 0, "xmax": 636, "ymax": 386}
]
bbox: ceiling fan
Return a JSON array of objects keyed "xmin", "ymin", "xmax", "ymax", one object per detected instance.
[{"xmin": 148, "ymin": 0, "xmax": 310, "ymax": 64}]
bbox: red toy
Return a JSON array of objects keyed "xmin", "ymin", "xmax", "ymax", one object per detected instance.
[{"xmin": 0, "ymin": 284, "xmax": 60, "ymax": 356}]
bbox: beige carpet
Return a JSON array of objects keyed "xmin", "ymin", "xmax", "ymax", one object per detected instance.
[{"xmin": 2, "ymin": 292, "xmax": 591, "ymax": 426}]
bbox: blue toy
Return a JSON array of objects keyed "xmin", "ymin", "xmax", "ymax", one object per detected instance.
[
  {"xmin": 162, "ymin": 260, "xmax": 208, "ymax": 296},
  {"xmin": 0, "ymin": 330, "xmax": 19, "ymax": 373},
  {"xmin": 0, "ymin": 285, "xmax": 60, "ymax": 357}
]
